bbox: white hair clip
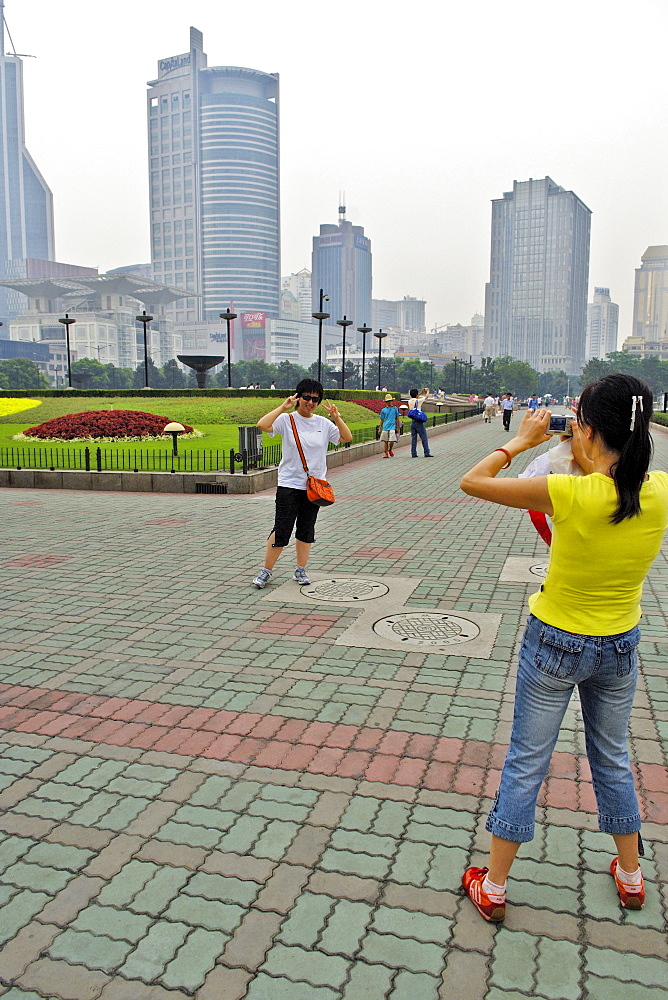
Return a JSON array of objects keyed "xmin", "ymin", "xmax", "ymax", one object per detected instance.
[{"xmin": 630, "ymin": 395, "xmax": 643, "ymax": 431}]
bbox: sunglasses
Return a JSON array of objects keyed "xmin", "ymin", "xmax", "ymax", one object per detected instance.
[{"xmin": 299, "ymin": 394, "xmax": 320, "ymax": 403}]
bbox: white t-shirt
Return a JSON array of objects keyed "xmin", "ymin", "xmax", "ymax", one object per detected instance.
[
  {"xmin": 483, "ymin": 396, "xmax": 495, "ymax": 407},
  {"xmin": 270, "ymin": 411, "xmax": 341, "ymax": 489}
]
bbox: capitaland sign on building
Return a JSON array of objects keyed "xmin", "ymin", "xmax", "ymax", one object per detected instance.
[{"xmin": 158, "ymin": 53, "xmax": 191, "ymax": 78}]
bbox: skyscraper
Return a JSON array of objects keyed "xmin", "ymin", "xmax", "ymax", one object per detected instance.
[
  {"xmin": 147, "ymin": 29, "xmax": 280, "ymax": 323},
  {"xmin": 631, "ymin": 246, "xmax": 668, "ymax": 341},
  {"xmin": 311, "ymin": 205, "xmax": 372, "ymax": 334},
  {"xmin": 586, "ymin": 287, "xmax": 619, "ymax": 360},
  {"xmin": 0, "ymin": 1, "xmax": 54, "ymax": 322},
  {"xmin": 483, "ymin": 177, "xmax": 591, "ymax": 373}
]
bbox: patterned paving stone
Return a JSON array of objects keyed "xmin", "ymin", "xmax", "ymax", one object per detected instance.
[{"xmin": 1, "ymin": 420, "xmax": 668, "ymax": 1000}]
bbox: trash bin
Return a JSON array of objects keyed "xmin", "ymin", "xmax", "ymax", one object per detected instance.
[{"xmin": 238, "ymin": 426, "xmax": 263, "ymax": 467}]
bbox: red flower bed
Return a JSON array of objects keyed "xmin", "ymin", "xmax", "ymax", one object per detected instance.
[
  {"xmin": 23, "ymin": 410, "xmax": 194, "ymax": 441},
  {"xmin": 346, "ymin": 398, "xmax": 399, "ymax": 415}
]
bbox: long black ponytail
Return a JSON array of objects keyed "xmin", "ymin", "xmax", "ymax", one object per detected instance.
[{"xmin": 578, "ymin": 373, "xmax": 653, "ymax": 523}]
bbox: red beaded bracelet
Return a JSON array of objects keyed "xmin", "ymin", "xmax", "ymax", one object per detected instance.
[{"xmin": 494, "ymin": 448, "xmax": 512, "ymax": 469}]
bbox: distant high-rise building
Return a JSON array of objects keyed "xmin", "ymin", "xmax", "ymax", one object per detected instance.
[
  {"xmin": 371, "ymin": 296, "xmax": 426, "ymax": 335},
  {"xmin": 0, "ymin": 2, "xmax": 55, "ymax": 324},
  {"xmin": 484, "ymin": 176, "xmax": 591, "ymax": 373},
  {"xmin": 632, "ymin": 246, "xmax": 668, "ymax": 341},
  {"xmin": 311, "ymin": 205, "xmax": 372, "ymax": 336},
  {"xmin": 281, "ymin": 268, "xmax": 312, "ymax": 322},
  {"xmin": 586, "ymin": 287, "xmax": 619, "ymax": 359},
  {"xmin": 147, "ymin": 28, "xmax": 280, "ymax": 323}
]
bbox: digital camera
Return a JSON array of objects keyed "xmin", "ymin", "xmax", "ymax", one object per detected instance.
[{"xmin": 547, "ymin": 414, "xmax": 575, "ymax": 436}]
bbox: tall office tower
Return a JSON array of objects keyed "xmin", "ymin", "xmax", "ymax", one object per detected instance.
[
  {"xmin": 586, "ymin": 287, "xmax": 619, "ymax": 359},
  {"xmin": 483, "ymin": 177, "xmax": 591, "ymax": 373},
  {"xmin": 0, "ymin": 2, "xmax": 55, "ymax": 324},
  {"xmin": 281, "ymin": 268, "xmax": 312, "ymax": 322},
  {"xmin": 147, "ymin": 28, "xmax": 280, "ymax": 323},
  {"xmin": 311, "ymin": 205, "xmax": 372, "ymax": 335},
  {"xmin": 632, "ymin": 246, "xmax": 668, "ymax": 340}
]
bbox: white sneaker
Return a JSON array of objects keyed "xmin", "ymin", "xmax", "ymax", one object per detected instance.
[
  {"xmin": 252, "ymin": 568, "xmax": 272, "ymax": 589},
  {"xmin": 293, "ymin": 567, "xmax": 311, "ymax": 585}
]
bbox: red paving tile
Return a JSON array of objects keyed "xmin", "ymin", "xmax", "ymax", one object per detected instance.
[
  {"xmin": 636, "ymin": 762, "xmax": 668, "ymax": 792},
  {"xmin": 0, "ymin": 681, "xmax": 628, "ymax": 810},
  {"xmin": 643, "ymin": 790, "xmax": 668, "ymax": 825}
]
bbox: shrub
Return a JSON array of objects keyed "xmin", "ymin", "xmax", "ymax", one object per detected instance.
[
  {"xmin": 346, "ymin": 398, "xmax": 399, "ymax": 415},
  {"xmin": 20, "ymin": 410, "xmax": 194, "ymax": 441}
]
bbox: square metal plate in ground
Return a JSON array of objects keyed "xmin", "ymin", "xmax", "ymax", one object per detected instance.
[
  {"xmin": 335, "ymin": 608, "xmax": 502, "ymax": 656},
  {"xmin": 500, "ymin": 556, "xmax": 550, "ymax": 583},
  {"xmin": 259, "ymin": 574, "xmax": 420, "ymax": 609}
]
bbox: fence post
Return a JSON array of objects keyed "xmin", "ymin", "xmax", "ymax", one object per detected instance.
[
  {"xmin": 242, "ymin": 448, "xmax": 248, "ymax": 475},
  {"xmin": 96, "ymin": 447, "xmax": 102, "ymax": 472},
  {"xmin": 229, "ymin": 448, "xmax": 235, "ymax": 474},
  {"xmin": 84, "ymin": 447, "xmax": 90, "ymax": 472}
]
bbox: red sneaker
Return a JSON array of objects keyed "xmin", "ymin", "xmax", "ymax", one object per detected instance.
[
  {"xmin": 462, "ymin": 866, "xmax": 506, "ymax": 922},
  {"xmin": 610, "ymin": 857, "xmax": 645, "ymax": 910}
]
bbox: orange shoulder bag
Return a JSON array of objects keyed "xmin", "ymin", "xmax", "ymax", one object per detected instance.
[{"xmin": 289, "ymin": 414, "xmax": 335, "ymax": 506}]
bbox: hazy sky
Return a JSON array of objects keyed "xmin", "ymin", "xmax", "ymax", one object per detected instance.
[{"xmin": 9, "ymin": 0, "xmax": 668, "ymax": 341}]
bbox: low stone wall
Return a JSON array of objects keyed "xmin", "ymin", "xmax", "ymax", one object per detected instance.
[{"xmin": 0, "ymin": 413, "xmax": 481, "ymax": 494}]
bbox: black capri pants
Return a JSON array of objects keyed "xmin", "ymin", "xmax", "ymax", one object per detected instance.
[{"xmin": 272, "ymin": 486, "xmax": 319, "ymax": 547}]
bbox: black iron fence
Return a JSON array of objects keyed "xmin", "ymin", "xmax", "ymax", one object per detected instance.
[{"xmin": 0, "ymin": 407, "xmax": 481, "ymax": 475}]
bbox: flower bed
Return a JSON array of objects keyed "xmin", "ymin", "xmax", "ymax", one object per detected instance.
[
  {"xmin": 0, "ymin": 398, "xmax": 42, "ymax": 417},
  {"xmin": 345, "ymin": 398, "xmax": 399, "ymax": 415},
  {"xmin": 16, "ymin": 409, "xmax": 196, "ymax": 442}
]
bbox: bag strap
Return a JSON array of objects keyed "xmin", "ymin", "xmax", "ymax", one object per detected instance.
[{"xmin": 289, "ymin": 413, "xmax": 310, "ymax": 475}]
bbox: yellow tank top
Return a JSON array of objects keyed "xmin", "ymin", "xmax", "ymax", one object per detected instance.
[{"xmin": 528, "ymin": 471, "xmax": 668, "ymax": 636}]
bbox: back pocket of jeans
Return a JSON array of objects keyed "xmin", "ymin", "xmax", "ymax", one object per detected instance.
[
  {"xmin": 535, "ymin": 625, "xmax": 584, "ymax": 678},
  {"xmin": 613, "ymin": 632, "xmax": 639, "ymax": 677}
]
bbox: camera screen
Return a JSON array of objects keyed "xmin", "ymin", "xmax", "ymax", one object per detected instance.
[{"xmin": 549, "ymin": 416, "xmax": 568, "ymax": 431}]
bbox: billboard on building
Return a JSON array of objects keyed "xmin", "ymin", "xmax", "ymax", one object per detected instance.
[{"xmin": 241, "ymin": 312, "xmax": 267, "ymax": 360}]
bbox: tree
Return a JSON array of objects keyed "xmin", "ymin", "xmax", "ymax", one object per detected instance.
[
  {"xmin": 493, "ymin": 357, "xmax": 539, "ymax": 399},
  {"xmin": 580, "ymin": 358, "xmax": 612, "ymax": 387},
  {"xmin": 132, "ymin": 358, "xmax": 164, "ymax": 389},
  {"xmin": 70, "ymin": 358, "xmax": 112, "ymax": 390},
  {"xmin": 274, "ymin": 361, "xmax": 309, "ymax": 390},
  {"xmin": 162, "ymin": 359, "xmax": 187, "ymax": 389},
  {"xmin": 0, "ymin": 358, "xmax": 50, "ymax": 390},
  {"xmin": 538, "ymin": 370, "xmax": 575, "ymax": 398}
]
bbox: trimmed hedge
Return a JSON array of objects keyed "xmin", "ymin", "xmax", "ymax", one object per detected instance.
[
  {"xmin": 651, "ymin": 412, "xmax": 668, "ymax": 426},
  {"xmin": 0, "ymin": 387, "xmax": 393, "ymax": 401}
]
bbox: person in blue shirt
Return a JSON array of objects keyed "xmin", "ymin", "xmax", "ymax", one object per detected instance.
[
  {"xmin": 528, "ymin": 394, "xmax": 539, "ymax": 412},
  {"xmin": 378, "ymin": 394, "xmax": 401, "ymax": 457}
]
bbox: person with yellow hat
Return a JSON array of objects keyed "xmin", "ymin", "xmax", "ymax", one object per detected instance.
[{"xmin": 378, "ymin": 393, "xmax": 401, "ymax": 458}]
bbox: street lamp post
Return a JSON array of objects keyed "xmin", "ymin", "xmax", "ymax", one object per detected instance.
[
  {"xmin": 357, "ymin": 323, "xmax": 371, "ymax": 390},
  {"xmin": 312, "ymin": 289, "xmax": 330, "ymax": 384},
  {"xmin": 135, "ymin": 310, "xmax": 153, "ymax": 389},
  {"xmin": 58, "ymin": 313, "xmax": 76, "ymax": 388},
  {"xmin": 336, "ymin": 316, "xmax": 353, "ymax": 390},
  {"xmin": 373, "ymin": 329, "xmax": 387, "ymax": 391},
  {"xmin": 219, "ymin": 310, "xmax": 238, "ymax": 388}
]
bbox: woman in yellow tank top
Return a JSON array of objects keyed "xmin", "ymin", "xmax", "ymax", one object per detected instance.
[{"xmin": 458, "ymin": 374, "xmax": 668, "ymax": 922}]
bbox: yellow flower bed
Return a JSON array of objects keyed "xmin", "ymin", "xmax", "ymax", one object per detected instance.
[{"xmin": 0, "ymin": 398, "xmax": 42, "ymax": 417}]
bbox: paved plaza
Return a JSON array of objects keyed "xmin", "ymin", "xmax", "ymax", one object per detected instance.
[{"xmin": 0, "ymin": 416, "xmax": 667, "ymax": 1000}]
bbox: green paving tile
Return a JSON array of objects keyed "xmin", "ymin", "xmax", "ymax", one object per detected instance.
[
  {"xmin": 390, "ymin": 841, "xmax": 433, "ymax": 886},
  {"xmin": 389, "ymin": 970, "xmax": 440, "ymax": 1000},
  {"xmin": 279, "ymin": 892, "xmax": 333, "ymax": 949},
  {"xmin": 119, "ymin": 920, "xmax": 191, "ymax": 982},
  {"xmin": 188, "ymin": 774, "xmax": 234, "ymax": 806},
  {"xmin": 129, "ymin": 866, "xmax": 192, "ymax": 916},
  {"xmin": 183, "ymin": 871, "xmax": 261, "ymax": 906},
  {"xmin": 491, "ymin": 929, "xmax": 538, "ymax": 992},
  {"xmin": 161, "ymin": 927, "xmax": 227, "ymax": 992},
  {"xmin": 154, "ymin": 819, "xmax": 223, "ymax": 849},
  {"xmin": 0, "ymin": 888, "xmax": 50, "ymax": 946},
  {"xmin": 246, "ymin": 973, "xmax": 339, "ymax": 1000},
  {"xmin": 165, "ymin": 893, "xmax": 244, "ymax": 933},
  {"xmin": 341, "ymin": 963, "xmax": 394, "ymax": 1000},
  {"xmin": 24, "ymin": 841, "xmax": 94, "ymax": 871},
  {"xmin": 583, "ymin": 975, "xmax": 668, "ymax": 1000},
  {"xmin": 584, "ymin": 945, "xmax": 668, "ymax": 987},
  {"xmin": 319, "ymin": 848, "xmax": 391, "ymax": 881},
  {"xmin": 0, "ymin": 834, "xmax": 35, "ymax": 873},
  {"xmin": 2, "ymin": 861, "xmax": 74, "ymax": 895},
  {"xmin": 97, "ymin": 860, "xmax": 158, "ymax": 907},
  {"xmin": 217, "ymin": 814, "xmax": 269, "ymax": 854},
  {"xmin": 47, "ymin": 927, "xmax": 133, "ymax": 973},
  {"xmin": 359, "ymin": 931, "xmax": 446, "ymax": 976},
  {"xmin": 72, "ymin": 903, "xmax": 152, "ymax": 942},
  {"xmin": 535, "ymin": 938, "xmax": 582, "ymax": 999},
  {"xmin": 339, "ymin": 797, "xmax": 381, "ymax": 832},
  {"xmin": 329, "ymin": 830, "xmax": 397, "ymax": 859},
  {"xmin": 371, "ymin": 906, "xmax": 451, "ymax": 945},
  {"xmin": 253, "ymin": 819, "xmax": 300, "ymax": 861},
  {"xmin": 319, "ymin": 899, "xmax": 373, "ymax": 958},
  {"xmin": 262, "ymin": 942, "xmax": 350, "ymax": 989}
]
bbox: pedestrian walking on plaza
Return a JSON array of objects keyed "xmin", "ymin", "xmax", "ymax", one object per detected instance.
[
  {"xmin": 408, "ymin": 387, "xmax": 432, "ymax": 458},
  {"xmin": 528, "ymin": 393, "xmax": 539, "ymax": 412},
  {"xmin": 501, "ymin": 392, "xmax": 514, "ymax": 431},
  {"xmin": 483, "ymin": 393, "xmax": 496, "ymax": 423},
  {"xmin": 378, "ymin": 393, "xmax": 400, "ymax": 458},
  {"xmin": 459, "ymin": 374, "xmax": 668, "ymax": 922},
  {"xmin": 251, "ymin": 379, "xmax": 352, "ymax": 589}
]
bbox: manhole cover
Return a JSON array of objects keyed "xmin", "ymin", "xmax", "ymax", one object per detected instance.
[
  {"xmin": 301, "ymin": 579, "xmax": 390, "ymax": 602},
  {"xmin": 373, "ymin": 612, "xmax": 481, "ymax": 648},
  {"xmin": 529, "ymin": 562, "xmax": 549, "ymax": 578}
]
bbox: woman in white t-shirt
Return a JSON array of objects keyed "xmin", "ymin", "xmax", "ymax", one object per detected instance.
[{"xmin": 251, "ymin": 379, "xmax": 353, "ymax": 589}]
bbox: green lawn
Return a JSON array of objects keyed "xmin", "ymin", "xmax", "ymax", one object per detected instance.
[{"xmin": 0, "ymin": 395, "xmax": 379, "ymax": 465}]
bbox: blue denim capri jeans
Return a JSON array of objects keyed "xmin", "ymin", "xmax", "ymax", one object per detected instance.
[{"xmin": 486, "ymin": 614, "xmax": 642, "ymax": 843}]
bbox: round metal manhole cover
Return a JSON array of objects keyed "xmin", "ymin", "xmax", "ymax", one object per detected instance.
[
  {"xmin": 373, "ymin": 612, "xmax": 481, "ymax": 648},
  {"xmin": 301, "ymin": 579, "xmax": 390, "ymax": 602},
  {"xmin": 529, "ymin": 562, "xmax": 549, "ymax": 579}
]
